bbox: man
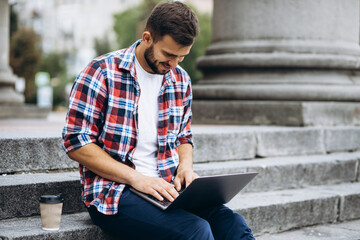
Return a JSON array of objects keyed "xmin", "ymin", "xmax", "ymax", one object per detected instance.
[{"xmin": 62, "ymin": 1, "xmax": 255, "ymax": 239}]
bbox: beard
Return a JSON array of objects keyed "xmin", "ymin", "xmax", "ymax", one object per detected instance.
[{"xmin": 144, "ymin": 44, "xmax": 170, "ymax": 75}]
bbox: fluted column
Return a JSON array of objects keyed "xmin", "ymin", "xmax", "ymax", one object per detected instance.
[
  {"xmin": 0, "ymin": 0, "xmax": 24, "ymax": 104},
  {"xmin": 193, "ymin": 0, "xmax": 360, "ymax": 126}
]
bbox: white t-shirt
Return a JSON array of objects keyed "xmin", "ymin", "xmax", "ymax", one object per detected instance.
[{"xmin": 132, "ymin": 57, "xmax": 163, "ymax": 177}]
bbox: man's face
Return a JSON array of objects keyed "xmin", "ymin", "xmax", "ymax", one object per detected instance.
[{"xmin": 144, "ymin": 35, "xmax": 192, "ymax": 75}]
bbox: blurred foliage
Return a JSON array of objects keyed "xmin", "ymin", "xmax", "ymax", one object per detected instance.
[
  {"xmin": 180, "ymin": 10, "xmax": 211, "ymax": 83},
  {"xmin": 113, "ymin": 0, "xmax": 212, "ymax": 84},
  {"xmin": 40, "ymin": 52, "xmax": 72, "ymax": 108},
  {"xmin": 10, "ymin": 27, "xmax": 41, "ymax": 103},
  {"xmin": 51, "ymin": 74, "xmax": 74, "ymax": 109},
  {"xmin": 113, "ymin": 0, "xmax": 159, "ymax": 49},
  {"xmin": 10, "ymin": 27, "xmax": 71, "ymax": 107},
  {"xmin": 40, "ymin": 52, "xmax": 67, "ymax": 78},
  {"xmin": 94, "ymin": 35, "xmax": 112, "ymax": 56}
]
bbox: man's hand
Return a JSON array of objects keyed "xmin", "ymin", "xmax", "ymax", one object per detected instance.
[
  {"xmin": 173, "ymin": 168, "xmax": 199, "ymax": 191},
  {"xmin": 68, "ymin": 143, "xmax": 179, "ymax": 202},
  {"xmin": 174, "ymin": 143, "xmax": 198, "ymax": 191},
  {"xmin": 130, "ymin": 173, "xmax": 180, "ymax": 202}
]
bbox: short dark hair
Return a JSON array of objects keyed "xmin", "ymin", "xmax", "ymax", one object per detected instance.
[{"xmin": 145, "ymin": 1, "xmax": 199, "ymax": 46}]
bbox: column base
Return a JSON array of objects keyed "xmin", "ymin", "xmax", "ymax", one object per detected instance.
[
  {"xmin": 193, "ymin": 83, "xmax": 360, "ymax": 102},
  {"xmin": 0, "ymin": 70, "xmax": 25, "ymax": 103},
  {"xmin": 192, "ymin": 100, "xmax": 360, "ymax": 126},
  {"xmin": 0, "ymin": 86, "xmax": 24, "ymax": 103}
]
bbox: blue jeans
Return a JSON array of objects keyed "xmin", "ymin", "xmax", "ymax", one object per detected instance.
[{"xmin": 87, "ymin": 187, "xmax": 255, "ymax": 240}]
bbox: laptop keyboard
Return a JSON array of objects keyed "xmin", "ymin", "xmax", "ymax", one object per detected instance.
[{"xmin": 148, "ymin": 188, "xmax": 185, "ymax": 207}]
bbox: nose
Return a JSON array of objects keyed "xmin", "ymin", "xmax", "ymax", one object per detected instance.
[
  {"xmin": 169, "ymin": 56, "xmax": 184, "ymax": 68},
  {"xmin": 168, "ymin": 59, "xmax": 179, "ymax": 68}
]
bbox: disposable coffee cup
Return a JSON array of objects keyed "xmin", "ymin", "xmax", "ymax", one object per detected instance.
[{"xmin": 39, "ymin": 194, "xmax": 64, "ymax": 231}]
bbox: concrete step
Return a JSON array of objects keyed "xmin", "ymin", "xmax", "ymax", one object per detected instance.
[
  {"xmin": 1, "ymin": 114, "xmax": 358, "ymax": 238},
  {"xmin": 0, "ymin": 212, "xmax": 113, "ymax": 240},
  {"xmin": 256, "ymin": 219, "xmax": 360, "ymax": 240},
  {"xmin": 2, "ymin": 125, "xmax": 360, "ymax": 174},
  {"xmin": 193, "ymin": 125, "xmax": 360, "ymax": 162},
  {"xmin": 194, "ymin": 151, "xmax": 360, "ymax": 193},
  {"xmin": 0, "ymin": 182, "xmax": 359, "ymax": 239},
  {"xmin": 0, "ymin": 171, "xmax": 84, "ymax": 220},
  {"xmin": 229, "ymin": 182, "xmax": 360, "ymax": 235},
  {"xmin": 1, "ymin": 152, "xmax": 358, "ymax": 220},
  {"xmin": 192, "ymin": 100, "xmax": 360, "ymax": 127},
  {"xmin": 0, "ymin": 135, "xmax": 76, "ymax": 174}
]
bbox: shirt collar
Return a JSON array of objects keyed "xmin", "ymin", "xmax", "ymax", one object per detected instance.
[{"xmin": 117, "ymin": 39, "xmax": 177, "ymax": 84}]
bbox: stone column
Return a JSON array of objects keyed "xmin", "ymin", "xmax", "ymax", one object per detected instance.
[
  {"xmin": 0, "ymin": 0, "xmax": 49, "ymax": 118},
  {"xmin": 0, "ymin": 0, "xmax": 24, "ymax": 104},
  {"xmin": 193, "ymin": 0, "xmax": 360, "ymax": 126}
]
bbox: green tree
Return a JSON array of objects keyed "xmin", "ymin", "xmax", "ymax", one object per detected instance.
[
  {"xmin": 113, "ymin": 0, "xmax": 211, "ymax": 84},
  {"xmin": 179, "ymin": 10, "xmax": 211, "ymax": 84},
  {"xmin": 94, "ymin": 35, "xmax": 112, "ymax": 56},
  {"xmin": 51, "ymin": 74, "xmax": 74, "ymax": 109},
  {"xmin": 113, "ymin": 0, "xmax": 159, "ymax": 49},
  {"xmin": 10, "ymin": 27, "xmax": 41, "ymax": 103},
  {"xmin": 40, "ymin": 52, "xmax": 70, "ymax": 108},
  {"xmin": 40, "ymin": 52, "xmax": 67, "ymax": 78}
]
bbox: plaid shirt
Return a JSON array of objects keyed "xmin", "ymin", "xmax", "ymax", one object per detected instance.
[{"xmin": 62, "ymin": 40, "xmax": 193, "ymax": 215}]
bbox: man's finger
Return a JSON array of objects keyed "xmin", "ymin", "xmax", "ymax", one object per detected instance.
[
  {"xmin": 185, "ymin": 174, "xmax": 193, "ymax": 188},
  {"xmin": 149, "ymin": 189, "xmax": 164, "ymax": 201},
  {"xmin": 158, "ymin": 188, "xmax": 175, "ymax": 202},
  {"xmin": 164, "ymin": 183, "xmax": 179, "ymax": 199},
  {"xmin": 173, "ymin": 176, "xmax": 182, "ymax": 191}
]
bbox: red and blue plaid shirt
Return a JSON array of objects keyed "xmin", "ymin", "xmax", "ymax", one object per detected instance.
[{"xmin": 62, "ymin": 40, "xmax": 193, "ymax": 215}]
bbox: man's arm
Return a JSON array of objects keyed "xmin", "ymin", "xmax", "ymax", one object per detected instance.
[
  {"xmin": 173, "ymin": 143, "xmax": 199, "ymax": 191},
  {"xmin": 172, "ymin": 73, "xmax": 197, "ymax": 191},
  {"xmin": 68, "ymin": 143, "xmax": 179, "ymax": 202}
]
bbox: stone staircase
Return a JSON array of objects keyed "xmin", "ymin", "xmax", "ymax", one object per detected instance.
[{"xmin": 0, "ymin": 114, "xmax": 359, "ymax": 239}]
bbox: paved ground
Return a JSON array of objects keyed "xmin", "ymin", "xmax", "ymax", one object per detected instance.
[
  {"xmin": 257, "ymin": 219, "xmax": 360, "ymax": 240},
  {"xmin": 0, "ymin": 112, "xmax": 67, "ymax": 138},
  {"xmin": 0, "ymin": 111, "xmax": 238, "ymax": 138}
]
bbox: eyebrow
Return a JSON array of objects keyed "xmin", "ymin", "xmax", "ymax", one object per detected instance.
[{"xmin": 162, "ymin": 50, "xmax": 188, "ymax": 58}]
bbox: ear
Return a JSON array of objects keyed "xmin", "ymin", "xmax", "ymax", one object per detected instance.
[{"xmin": 142, "ymin": 31, "xmax": 153, "ymax": 46}]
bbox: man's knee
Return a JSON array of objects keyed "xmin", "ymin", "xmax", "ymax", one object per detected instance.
[
  {"xmin": 207, "ymin": 206, "xmax": 254, "ymax": 240},
  {"xmin": 184, "ymin": 217, "xmax": 213, "ymax": 240},
  {"xmin": 227, "ymin": 213, "xmax": 255, "ymax": 240}
]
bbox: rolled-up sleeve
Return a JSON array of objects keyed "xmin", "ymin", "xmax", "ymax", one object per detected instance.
[
  {"xmin": 175, "ymin": 79, "xmax": 194, "ymax": 148},
  {"xmin": 62, "ymin": 61, "xmax": 107, "ymax": 153}
]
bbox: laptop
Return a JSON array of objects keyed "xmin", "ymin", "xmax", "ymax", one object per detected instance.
[{"xmin": 129, "ymin": 172, "xmax": 258, "ymax": 211}]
